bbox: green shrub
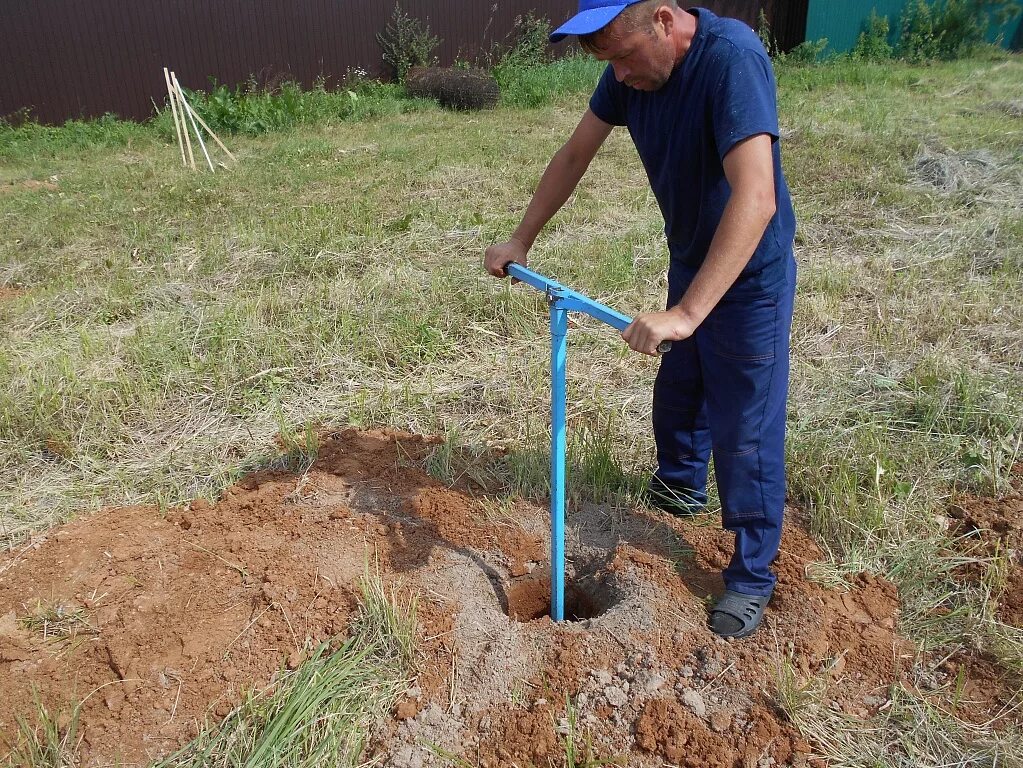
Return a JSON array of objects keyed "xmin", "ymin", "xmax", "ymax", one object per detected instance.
[
  {"xmin": 897, "ymin": 0, "xmax": 1017, "ymax": 61},
  {"xmin": 852, "ymin": 10, "xmax": 894, "ymax": 60},
  {"xmin": 785, "ymin": 38, "xmax": 830, "ymax": 64},
  {"xmin": 501, "ymin": 12, "xmax": 553, "ymax": 67},
  {"xmin": 376, "ymin": 4, "xmax": 440, "ymax": 83}
]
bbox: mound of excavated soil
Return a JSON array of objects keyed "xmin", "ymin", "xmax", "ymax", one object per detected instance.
[
  {"xmin": 1, "ymin": 430, "xmax": 1019, "ymax": 767},
  {"xmin": 947, "ymin": 474, "xmax": 1023, "ymax": 628}
]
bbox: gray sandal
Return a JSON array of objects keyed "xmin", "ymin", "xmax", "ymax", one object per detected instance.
[{"xmin": 709, "ymin": 590, "xmax": 771, "ymax": 639}]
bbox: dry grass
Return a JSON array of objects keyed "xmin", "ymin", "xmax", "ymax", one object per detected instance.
[{"xmin": 17, "ymin": 602, "xmax": 99, "ymax": 649}]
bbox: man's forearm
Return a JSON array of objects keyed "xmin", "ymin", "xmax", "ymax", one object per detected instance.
[
  {"xmin": 511, "ymin": 146, "xmax": 591, "ymax": 249},
  {"xmin": 674, "ymin": 187, "xmax": 776, "ymax": 326}
]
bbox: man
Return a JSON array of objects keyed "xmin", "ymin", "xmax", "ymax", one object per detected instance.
[{"xmin": 484, "ymin": 0, "xmax": 796, "ymax": 639}]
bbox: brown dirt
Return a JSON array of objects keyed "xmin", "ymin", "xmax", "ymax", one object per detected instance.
[
  {"xmin": 0, "ymin": 429, "xmax": 1019, "ymax": 767},
  {"xmin": 947, "ymin": 470, "xmax": 1023, "ymax": 627},
  {"xmin": 0, "ymin": 286, "xmax": 26, "ymax": 302},
  {"xmin": 0, "ymin": 179, "xmax": 59, "ymax": 195}
]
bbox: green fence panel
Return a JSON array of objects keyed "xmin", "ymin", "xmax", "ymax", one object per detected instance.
[
  {"xmin": 806, "ymin": 0, "xmax": 1023, "ymax": 55},
  {"xmin": 986, "ymin": 8, "xmax": 1022, "ymax": 48},
  {"xmin": 805, "ymin": 0, "xmax": 905, "ymax": 54}
]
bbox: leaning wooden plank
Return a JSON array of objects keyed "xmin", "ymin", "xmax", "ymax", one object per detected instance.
[
  {"xmin": 163, "ymin": 67, "xmax": 187, "ymax": 166},
  {"xmin": 172, "ymin": 72, "xmax": 214, "ymax": 172},
  {"xmin": 170, "ymin": 72, "xmax": 196, "ymax": 169},
  {"xmin": 182, "ymin": 105, "xmax": 236, "ymax": 164}
]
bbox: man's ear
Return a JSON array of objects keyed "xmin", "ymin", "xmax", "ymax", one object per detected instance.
[{"xmin": 654, "ymin": 5, "xmax": 674, "ymax": 37}]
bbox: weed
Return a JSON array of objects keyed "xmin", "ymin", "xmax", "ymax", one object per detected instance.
[
  {"xmin": 272, "ymin": 418, "xmax": 319, "ymax": 473},
  {"xmin": 559, "ymin": 695, "xmax": 621, "ymax": 767},
  {"xmin": 500, "ymin": 12, "xmax": 554, "ymax": 68},
  {"xmin": 176, "ymin": 79, "xmax": 419, "ymax": 136},
  {"xmin": 852, "ymin": 10, "xmax": 894, "ymax": 61},
  {"xmin": 494, "ymin": 54, "xmax": 604, "ymax": 108},
  {"xmin": 756, "ymin": 8, "xmax": 779, "ymax": 58},
  {"xmin": 785, "ymin": 38, "xmax": 831, "ymax": 65},
  {"xmin": 376, "ymin": 4, "xmax": 440, "ymax": 83}
]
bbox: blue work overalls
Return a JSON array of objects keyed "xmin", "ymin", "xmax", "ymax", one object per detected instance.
[{"xmin": 652, "ymin": 254, "xmax": 796, "ymax": 597}]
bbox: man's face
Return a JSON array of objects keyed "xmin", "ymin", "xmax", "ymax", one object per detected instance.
[{"xmin": 591, "ymin": 17, "xmax": 675, "ymax": 91}]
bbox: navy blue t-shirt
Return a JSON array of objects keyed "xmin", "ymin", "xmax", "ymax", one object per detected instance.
[{"xmin": 589, "ymin": 8, "xmax": 796, "ymax": 296}]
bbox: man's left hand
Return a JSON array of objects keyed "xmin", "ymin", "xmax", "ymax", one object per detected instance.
[{"xmin": 622, "ymin": 309, "xmax": 695, "ymax": 356}]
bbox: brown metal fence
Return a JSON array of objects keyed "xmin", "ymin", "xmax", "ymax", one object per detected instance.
[{"xmin": 1, "ymin": 1, "xmax": 807, "ymax": 125}]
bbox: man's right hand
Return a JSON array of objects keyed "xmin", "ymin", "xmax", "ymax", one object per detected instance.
[{"xmin": 484, "ymin": 238, "xmax": 529, "ymax": 278}]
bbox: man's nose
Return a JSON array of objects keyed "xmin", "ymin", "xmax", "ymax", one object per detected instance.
[{"xmin": 612, "ymin": 62, "xmax": 629, "ymax": 82}]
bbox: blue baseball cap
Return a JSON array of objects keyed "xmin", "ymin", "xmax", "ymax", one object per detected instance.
[{"xmin": 549, "ymin": 0, "xmax": 646, "ymax": 42}]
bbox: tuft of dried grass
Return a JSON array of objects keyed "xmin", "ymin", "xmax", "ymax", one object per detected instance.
[{"xmin": 912, "ymin": 147, "xmax": 1002, "ymax": 193}]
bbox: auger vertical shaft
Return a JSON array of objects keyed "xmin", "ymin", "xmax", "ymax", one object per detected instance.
[{"xmin": 549, "ymin": 297, "xmax": 568, "ymax": 622}]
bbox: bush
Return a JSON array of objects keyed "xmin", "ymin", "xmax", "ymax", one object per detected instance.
[
  {"xmin": 785, "ymin": 38, "xmax": 830, "ymax": 64},
  {"xmin": 500, "ymin": 12, "xmax": 553, "ymax": 67},
  {"xmin": 756, "ymin": 8, "xmax": 779, "ymax": 57},
  {"xmin": 376, "ymin": 4, "xmax": 440, "ymax": 83},
  {"xmin": 405, "ymin": 67, "xmax": 499, "ymax": 110},
  {"xmin": 897, "ymin": 0, "xmax": 1017, "ymax": 61},
  {"xmin": 852, "ymin": 10, "xmax": 894, "ymax": 60}
]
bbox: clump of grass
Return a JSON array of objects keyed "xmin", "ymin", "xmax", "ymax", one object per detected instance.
[
  {"xmin": 18, "ymin": 601, "xmax": 98, "ymax": 649},
  {"xmin": 1, "ymin": 691, "xmax": 81, "ymax": 768},
  {"xmin": 154, "ymin": 572, "xmax": 417, "ymax": 768},
  {"xmin": 558, "ymin": 695, "xmax": 620, "ymax": 768},
  {"xmin": 269, "ymin": 417, "xmax": 320, "ymax": 474}
]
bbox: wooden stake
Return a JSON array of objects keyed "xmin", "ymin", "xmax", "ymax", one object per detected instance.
[
  {"xmin": 179, "ymin": 101, "xmax": 236, "ymax": 163},
  {"xmin": 170, "ymin": 71, "xmax": 196, "ymax": 169},
  {"xmin": 163, "ymin": 67, "xmax": 187, "ymax": 166},
  {"xmin": 172, "ymin": 73, "xmax": 214, "ymax": 172},
  {"xmin": 188, "ymin": 109, "xmax": 235, "ymax": 163}
]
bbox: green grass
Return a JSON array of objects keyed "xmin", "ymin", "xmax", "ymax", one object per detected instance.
[
  {"xmin": 2, "ymin": 53, "xmax": 1023, "ymax": 763},
  {"xmin": 560, "ymin": 695, "xmax": 622, "ymax": 768},
  {"xmin": 494, "ymin": 55, "xmax": 605, "ymax": 108},
  {"xmin": 1, "ymin": 691, "xmax": 82, "ymax": 768}
]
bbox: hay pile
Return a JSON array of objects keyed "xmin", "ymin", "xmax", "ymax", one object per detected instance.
[{"xmin": 405, "ymin": 67, "xmax": 500, "ymax": 111}]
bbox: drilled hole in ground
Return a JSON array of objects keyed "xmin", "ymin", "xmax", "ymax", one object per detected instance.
[{"xmin": 504, "ymin": 573, "xmax": 613, "ymax": 622}]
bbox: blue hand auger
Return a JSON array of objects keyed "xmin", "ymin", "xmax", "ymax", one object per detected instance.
[{"xmin": 505, "ymin": 263, "xmax": 670, "ymax": 621}]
